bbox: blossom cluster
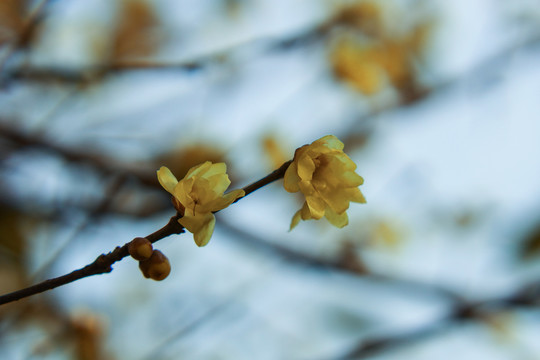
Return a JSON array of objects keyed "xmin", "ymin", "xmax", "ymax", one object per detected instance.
[{"xmin": 156, "ymin": 135, "xmax": 365, "ymax": 252}]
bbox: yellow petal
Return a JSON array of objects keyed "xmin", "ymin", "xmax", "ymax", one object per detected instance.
[
  {"xmin": 300, "ymin": 202, "xmax": 312, "ymax": 220},
  {"xmin": 192, "ymin": 177, "xmax": 215, "ymax": 205},
  {"xmin": 201, "ymin": 162, "xmax": 227, "ymax": 179},
  {"xmin": 322, "ymin": 190, "xmax": 350, "ymax": 214},
  {"xmin": 329, "ymin": 152, "xmax": 357, "ymax": 171},
  {"xmin": 206, "ymin": 189, "xmax": 245, "ymax": 211},
  {"xmin": 185, "ymin": 161, "xmax": 213, "ymax": 179},
  {"xmin": 157, "ymin": 166, "xmax": 178, "ymax": 195},
  {"xmin": 194, "ymin": 214, "xmax": 216, "ymax": 247},
  {"xmin": 283, "ymin": 162, "xmax": 300, "ymax": 192},
  {"xmin": 174, "ymin": 178, "xmax": 195, "ymax": 210},
  {"xmin": 298, "ymin": 180, "xmax": 315, "ymax": 196},
  {"xmin": 325, "ymin": 207, "xmax": 348, "ymax": 228},
  {"xmin": 206, "ymin": 173, "xmax": 231, "ymax": 195},
  {"xmin": 178, "ymin": 212, "xmax": 216, "ymax": 246},
  {"xmin": 297, "ymin": 154, "xmax": 316, "ymax": 181},
  {"xmin": 349, "ymin": 188, "xmax": 366, "ymax": 203},
  {"xmin": 289, "ymin": 210, "xmax": 302, "ymax": 230},
  {"xmin": 318, "ymin": 135, "xmax": 344, "ymax": 151},
  {"xmin": 306, "ymin": 195, "xmax": 326, "ymax": 219},
  {"xmin": 342, "ymin": 171, "xmax": 364, "ymax": 187}
]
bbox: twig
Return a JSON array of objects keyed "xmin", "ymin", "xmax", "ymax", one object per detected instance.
[
  {"xmin": 0, "ymin": 214, "xmax": 184, "ymax": 306},
  {"xmin": 239, "ymin": 160, "xmax": 292, "ymax": 198},
  {"xmin": 29, "ymin": 175, "xmax": 127, "ymax": 281},
  {"xmin": 332, "ymin": 280, "xmax": 540, "ymax": 360},
  {"xmin": 0, "ymin": 161, "xmax": 292, "ymax": 306},
  {"xmin": 2, "ymin": 20, "xmax": 330, "ymax": 85},
  {"xmin": 0, "ymin": 122, "xmax": 158, "ymax": 187},
  {"xmin": 0, "ymin": 0, "xmax": 51, "ymax": 80}
]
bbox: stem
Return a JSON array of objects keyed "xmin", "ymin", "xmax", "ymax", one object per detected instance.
[
  {"xmin": 238, "ymin": 160, "xmax": 292, "ymax": 199},
  {"xmin": 0, "ymin": 215, "xmax": 184, "ymax": 306},
  {"xmin": 0, "ymin": 161, "xmax": 293, "ymax": 306}
]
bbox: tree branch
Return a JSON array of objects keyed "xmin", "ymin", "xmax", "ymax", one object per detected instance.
[
  {"xmin": 0, "ymin": 214, "xmax": 184, "ymax": 306},
  {"xmin": 0, "ymin": 161, "xmax": 293, "ymax": 306},
  {"xmin": 331, "ymin": 280, "xmax": 540, "ymax": 360}
]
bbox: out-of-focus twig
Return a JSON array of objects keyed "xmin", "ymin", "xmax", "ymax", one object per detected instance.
[
  {"xmin": 0, "ymin": 0, "xmax": 51, "ymax": 80},
  {"xmin": 2, "ymin": 17, "xmax": 332, "ymax": 85},
  {"xmin": 0, "ymin": 122, "xmax": 158, "ymax": 187},
  {"xmin": 331, "ymin": 280, "xmax": 540, "ymax": 359},
  {"xmin": 29, "ymin": 175, "xmax": 127, "ymax": 282}
]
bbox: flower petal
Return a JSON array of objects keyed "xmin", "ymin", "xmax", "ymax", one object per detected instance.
[
  {"xmin": 206, "ymin": 173, "xmax": 231, "ymax": 195},
  {"xmin": 174, "ymin": 178, "xmax": 195, "ymax": 211},
  {"xmin": 289, "ymin": 210, "xmax": 302, "ymax": 230},
  {"xmin": 300, "ymin": 202, "xmax": 312, "ymax": 220},
  {"xmin": 157, "ymin": 166, "xmax": 178, "ymax": 195},
  {"xmin": 283, "ymin": 162, "xmax": 300, "ymax": 192},
  {"xmin": 194, "ymin": 214, "xmax": 216, "ymax": 247},
  {"xmin": 206, "ymin": 189, "xmax": 245, "ymax": 211},
  {"xmin": 185, "ymin": 161, "xmax": 213, "ymax": 179},
  {"xmin": 318, "ymin": 135, "xmax": 344, "ymax": 151},
  {"xmin": 297, "ymin": 154, "xmax": 316, "ymax": 181},
  {"xmin": 306, "ymin": 195, "xmax": 326, "ymax": 219},
  {"xmin": 321, "ymin": 189, "xmax": 350, "ymax": 214},
  {"xmin": 349, "ymin": 188, "xmax": 366, "ymax": 203},
  {"xmin": 201, "ymin": 162, "xmax": 227, "ymax": 179},
  {"xmin": 178, "ymin": 212, "xmax": 216, "ymax": 247},
  {"xmin": 325, "ymin": 207, "xmax": 348, "ymax": 228}
]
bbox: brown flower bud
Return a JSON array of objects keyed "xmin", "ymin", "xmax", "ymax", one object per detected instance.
[
  {"xmin": 138, "ymin": 250, "xmax": 171, "ymax": 281},
  {"xmin": 128, "ymin": 237, "xmax": 153, "ymax": 261}
]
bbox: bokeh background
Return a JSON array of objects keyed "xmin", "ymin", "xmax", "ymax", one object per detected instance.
[{"xmin": 1, "ymin": 0, "xmax": 540, "ymax": 359}]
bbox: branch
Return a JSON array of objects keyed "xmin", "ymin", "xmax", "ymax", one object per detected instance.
[
  {"xmin": 0, "ymin": 122, "xmax": 157, "ymax": 187},
  {"xmin": 332, "ymin": 280, "xmax": 540, "ymax": 359},
  {"xmin": 2, "ymin": 19, "xmax": 331, "ymax": 85},
  {"xmin": 0, "ymin": 214, "xmax": 184, "ymax": 306},
  {"xmin": 0, "ymin": 161, "xmax": 292, "ymax": 306},
  {"xmin": 238, "ymin": 160, "xmax": 292, "ymax": 198},
  {"xmin": 0, "ymin": 0, "xmax": 51, "ymax": 78}
]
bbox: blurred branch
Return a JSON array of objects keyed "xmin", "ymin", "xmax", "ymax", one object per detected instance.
[
  {"xmin": 29, "ymin": 175, "xmax": 127, "ymax": 282},
  {"xmin": 0, "ymin": 161, "xmax": 292, "ymax": 305},
  {"xmin": 219, "ymin": 219, "xmax": 463, "ymax": 303},
  {"xmin": 0, "ymin": 0, "xmax": 51, "ymax": 79},
  {"xmin": 332, "ymin": 280, "xmax": 540, "ymax": 359},
  {"xmin": 340, "ymin": 33, "xmax": 540, "ymax": 146},
  {"xmin": 0, "ymin": 122, "xmax": 157, "ymax": 186},
  {"xmin": 2, "ymin": 18, "xmax": 332, "ymax": 85}
]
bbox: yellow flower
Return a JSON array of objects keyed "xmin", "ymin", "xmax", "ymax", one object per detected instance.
[
  {"xmin": 284, "ymin": 135, "xmax": 366, "ymax": 229},
  {"xmin": 157, "ymin": 162, "xmax": 245, "ymax": 246}
]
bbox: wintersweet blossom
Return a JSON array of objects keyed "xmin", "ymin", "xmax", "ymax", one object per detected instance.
[
  {"xmin": 284, "ymin": 135, "xmax": 366, "ymax": 229},
  {"xmin": 157, "ymin": 162, "xmax": 245, "ymax": 246}
]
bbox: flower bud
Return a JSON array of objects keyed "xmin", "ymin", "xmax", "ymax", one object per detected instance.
[
  {"xmin": 128, "ymin": 237, "xmax": 153, "ymax": 261},
  {"xmin": 138, "ymin": 250, "xmax": 171, "ymax": 281}
]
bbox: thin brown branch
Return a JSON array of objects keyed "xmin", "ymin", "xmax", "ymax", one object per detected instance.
[
  {"xmin": 0, "ymin": 161, "xmax": 293, "ymax": 306},
  {"xmin": 238, "ymin": 160, "xmax": 292, "ymax": 199},
  {"xmin": 0, "ymin": 214, "xmax": 184, "ymax": 306}
]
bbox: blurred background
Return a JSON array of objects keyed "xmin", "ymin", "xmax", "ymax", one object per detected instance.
[{"xmin": 1, "ymin": 0, "xmax": 540, "ymax": 359}]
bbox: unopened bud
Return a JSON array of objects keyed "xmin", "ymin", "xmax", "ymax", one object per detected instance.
[
  {"xmin": 128, "ymin": 237, "xmax": 153, "ymax": 261},
  {"xmin": 138, "ymin": 250, "xmax": 171, "ymax": 281}
]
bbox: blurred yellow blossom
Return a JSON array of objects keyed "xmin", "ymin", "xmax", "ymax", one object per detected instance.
[
  {"xmin": 284, "ymin": 135, "xmax": 366, "ymax": 229},
  {"xmin": 262, "ymin": 134, "xmax": 289, "ymax": 170},
  {"xmin": 330, "ymin": 22, "xmax": 430, "ymax": 97},
  {"xmin": 157, "ymin": 162, "xmax": 244, "ymax": 246}
]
